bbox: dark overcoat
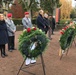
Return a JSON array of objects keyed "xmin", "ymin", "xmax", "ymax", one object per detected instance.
[
  {"xmin": 36, "ymin": 14, "xmax": 45, "ymax": 31},
  {"xmin": 0, "ymin": 20, "xmax": 8, "ymax": 45},
  {"xmin": 49, "ymin": 18, "xmax": 55, "ymax": 30},
  {"xmin": 44, "ymin": 17, "xmax": 50, "ymax": 32}
]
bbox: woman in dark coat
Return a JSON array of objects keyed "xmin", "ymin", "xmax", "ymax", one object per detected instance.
[
  {"xmin": 0, "ymin": 13, "xmax": 8, "ymax": 58},
  {"xmin": 36, "ymin": 10, "xmax": 46, "ymax": 33},
  {"xmin": 44, "ymin": 13, "xmax": 50, "ymax": 34}
]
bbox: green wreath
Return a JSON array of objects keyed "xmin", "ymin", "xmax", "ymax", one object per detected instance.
[
  {"xmin": 18, "ymin": 27, "xmax": 49, "ymax": 58},
  {"xmin": 59, "ymin": 27, "xmax": 76, "ymax": 50}
]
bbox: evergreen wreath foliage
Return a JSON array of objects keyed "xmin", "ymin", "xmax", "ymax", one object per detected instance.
[
  {"xmin": 59, "ymin": 23, "xmax": 76, "ymax": 50},
  {"xmin": 59, "ymin": 28, "xmax": 75, "ymax": 50},
  {"xmin": 18, "ymin": 27, "xmax": 49, "ymax": 58}
]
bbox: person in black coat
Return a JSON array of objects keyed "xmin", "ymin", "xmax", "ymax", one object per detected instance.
[
  {"xmin": 44, "ymin": 13, "xmax": 52, "ymax": 39},
  {"xmin": 49, "ymin": 15, "xmax": 55, "ymax": 34},
  {"xmin": 44, "ymin": 13, "xmax": 50, "ymax": 34},
  {"xmin": 36, "ymin": 10, "xmax": 46, "ymax": 33},
  {"xmin": 0, "ymin": 13, "xmax": 8, "ymax": 58}
]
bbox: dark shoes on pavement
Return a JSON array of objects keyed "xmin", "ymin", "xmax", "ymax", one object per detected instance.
[
  {"xmin": 8, "ymin": 48, "xmax": 16, "ymax": 52},
  {"xmin": 12, "ymin": 48, "xmax": 16, "ymax": 50},
  {"xmin": 1, "ymin": 54, "xmax": 8, "ymax": 58},
  {"xmin": 8, "ymin": 49, "xmax": 13, "ymax": 52}
]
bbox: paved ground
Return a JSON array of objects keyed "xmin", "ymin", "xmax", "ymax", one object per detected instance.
[{"xmin": 0, "ymin": 31, "xmax": 76, "ymax": 75}]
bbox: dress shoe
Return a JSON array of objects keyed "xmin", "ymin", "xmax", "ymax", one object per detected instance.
[
  {"xmin": 1, "ymin": 54, "xmax": 5, "ymax": 58},
  {"xmin": 4, "ymin": 54, "xmax": 8, "ymax": 56},
  {"xmin": 12, "ymin": 48, "xmax": 16, "ymax": 50},
  {"xmin": 9, "ymin": 50, "xmax": 13, "ymax": 52}
]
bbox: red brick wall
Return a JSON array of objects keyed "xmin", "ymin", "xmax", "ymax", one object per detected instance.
[{"xmin": 11, "ymin": 0, "xmax": 24, "ymax": 18}]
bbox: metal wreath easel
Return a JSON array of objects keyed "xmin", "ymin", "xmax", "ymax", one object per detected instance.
[
  {"xmin": 17, "ymin": 53, "xmax": 46, "ymax": 75},
  {"xmin": 60, "ymin": 38, "xmax": 76, "ymax": 60}
]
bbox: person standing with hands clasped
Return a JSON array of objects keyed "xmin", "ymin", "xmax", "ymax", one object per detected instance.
[
  {"xmin": 44, "ymin": 13, "xmax": 50, "ymax": 34},
  {"xmin": 49, "ymin": 15, "xmax": 55, "ymax": 35},
  {"xmin": 22, "ymin": 12, "xmax": 36, "ymax": 66},
  {"xmin": 0, "ymin": 13, "xmax": 8, "ymax": 58},
  {"xmin": 22, "ymin": 12, "xmax": 32, "ymax": 29},
  {"xmin": 6, "ymin": 13, "xmax": 16, "ymax": 52},
  {"xmin": 36, "ymin": 10, "xmax": 46, "ymax": 34}
]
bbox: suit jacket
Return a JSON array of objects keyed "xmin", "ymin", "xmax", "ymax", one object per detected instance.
[
  {"xmin": 5, "ymin": 18, "xmax": 16, "ymax": 36},
  {"xmin": 0, "ymin": 20, "xmax": 8, "ymax": 45},
  {"xmin": 22, "ymin": 17, "xmax": 32, "ymax": 29},
  {"xmin": 36, "ymin": 14, "xmax": 45, "ymax": 31}
]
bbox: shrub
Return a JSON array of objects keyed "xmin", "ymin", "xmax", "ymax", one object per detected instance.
[
  {"xmin": 13, "ymin": 18, "xmax": 22, "ymax": 26},
  {"xmin": 59, "ymin": 19, "xmax": 72, "ymax": 25},
  {"xmin": 32, "ymin": 18, "xmax": 37, "ymax": 25},
  {"xmin": 56, "ymin": 19, "xmax": 72, "ymax": 29},
  {"xmin": 13, "ymin": 18, "xmax": 37, "ymax": 26}
]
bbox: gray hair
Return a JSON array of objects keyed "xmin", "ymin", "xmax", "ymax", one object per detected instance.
[{"xmin": 44, "ymin": 13, "xmax": 48, "ymax": 17}]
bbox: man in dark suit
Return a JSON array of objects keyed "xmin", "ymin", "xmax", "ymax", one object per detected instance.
[
  {"xmin": 49, "ymin": 15, "xmax": 55, "ymax": 35},
  {"xmin": 36, "ymin": 10, "xmax": 46, "ymax": 33}
]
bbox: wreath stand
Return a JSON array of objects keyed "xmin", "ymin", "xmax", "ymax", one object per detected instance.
[
  {"xmin": 60, "ymin": 38, "xmax": 76, "ymax": 60},
  {"xmin": 17, "ymin": 53, "xmax": 46, "ymax": 75}
]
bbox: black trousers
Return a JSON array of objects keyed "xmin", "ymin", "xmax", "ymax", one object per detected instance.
[
  {"xmin": 0, "ymin": 44, "xmax": 5, "ymax": 56},
  {"xmin": 48, "ymin": 27, "xmax": 52, "ymax": 38},
  {"xmin": 8, "ymin": 36, "xmax": 15, "ymax": 50},
  {"xmin": 52, "ymin": 29, "xmax": 54, "ymax": 34}
]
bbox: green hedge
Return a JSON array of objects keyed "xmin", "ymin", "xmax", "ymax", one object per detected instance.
[
  {"xmin": 13, "ymin": 18, "xmax": 37, "ymax": 26},
  {"xmin": 59, "ymin": 19, "xmax": 72, "ymax": 25},
  {"xmin": 56, "ymin": 19, "xmax": 72, "ymax": 29},
  {"xmin": 32, "ymin": 18, "xmax": 37, "ymax": 25},
  {"xmin": 13, "ymin": 19, "xmax": 22, "ymax": 25}
]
